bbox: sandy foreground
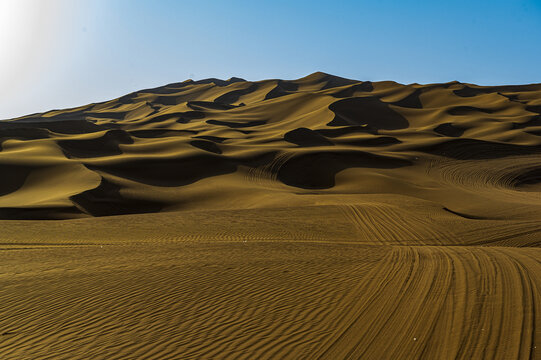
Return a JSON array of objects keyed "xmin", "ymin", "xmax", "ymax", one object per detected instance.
[{"xmin": 0, "ymin": 72, "xmax": 540, "ymax": 359}]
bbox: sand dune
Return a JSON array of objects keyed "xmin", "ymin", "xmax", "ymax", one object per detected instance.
[{"xmin": 1, "ymin": 72, "xmax": 540, "ymax": 359}]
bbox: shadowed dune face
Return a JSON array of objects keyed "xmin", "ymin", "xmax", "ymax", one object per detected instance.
[
  {"xmin": 434, "ymin": 122, "xmax": 466, "ymax": 137},
  {"xmin": 206, "ymin": 119, "xmax": 267, "ymax": 128},
  {"xmin": 264, "ymin": 80, "xmax": 299, "ymax": 100},
  {"xmin": 328, "ymin": 97, "xmax": 409, "ymax": 129},
  {"xmin": 143, "ymin": 110, "xmax": 205, "ymax": 124},
  {"xmin": 332, "ymin": 82, "xmax": 374, "ymax": 97},
  {"xmin": 214, "ymin": 83, "xmax": 259, "ymax": 104},
  {"xmin": 129, "ymin": 129, "xmax": 199, "ymax": 138},
  {"xmin": 1, "ymin": 73, "xmax": 541, "ymax": 219},
  {"xmin": 284, "ymin": 127, "xmax": 335, "ymax": 147},
  {"xmin": 0, "ymin": 119, "xmax": 115, "ymax": 134},
  {"xmin": 70, "ymin": 178, "xmax": 165, "ymax": 217},
  {"xmin": 0, "ymin": 128, "xmax": 50, "ymax": 151},
  {"xmin": 58, "ymin": 130, "xmax": 134, "ymax": 158},
  {"xmin": 391, "ymin": 88, "xmax": 423, "ymax": 108},
  {"xmin": 447, "ymin": 106, "xmax": 494, "ymax": 116},
  {"xmin": 85, "ymin": 155, "xmax": 239, "ymax": 187},
  {"xmin": 189, "ymin": 139, "xmax": 222, "ymax": 154},
  {"xmin": 0, "ymin": 165, "xmax": 35, "ymax": 196},
  {"xmin": 277, "ymin": 151, "xmax": 411, "ymax": 189}
]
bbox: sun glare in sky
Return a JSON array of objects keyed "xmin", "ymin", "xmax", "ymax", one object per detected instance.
[
  {"xmin": 0, "ymin": 0, "xmax": 57, "ymax": 90},
  {"xmin": 0, "ymin": 0, "xmax": 540, "ymax": 120}
]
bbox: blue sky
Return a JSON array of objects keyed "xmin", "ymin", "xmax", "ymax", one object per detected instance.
[{"xmin": 1, "ymin": 0, "xmax": 540, "ymax": 119}]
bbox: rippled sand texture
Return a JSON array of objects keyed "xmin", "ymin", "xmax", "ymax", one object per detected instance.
[{"xmin": 1, "ymin": 73, "xmax": 540, "ymax": 359}]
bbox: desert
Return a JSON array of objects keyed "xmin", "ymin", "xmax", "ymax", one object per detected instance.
[{"xmin": 1, "ymin": 72, "xmax": 540, "ymax": 359}]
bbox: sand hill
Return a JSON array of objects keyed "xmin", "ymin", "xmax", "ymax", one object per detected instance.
[{"xmin": 1, "ymin": 72, "xmax": 540, "ymax": 359}]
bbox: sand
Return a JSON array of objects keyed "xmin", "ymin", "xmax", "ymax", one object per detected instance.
[{"xmin": 0, "ymin": 72, "xmax": 540, "ymax": 359}]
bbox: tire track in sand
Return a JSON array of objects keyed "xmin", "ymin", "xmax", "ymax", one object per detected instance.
[
  {"xmin": 341, "ymin": 204, "xmax": 453, "ymax": 245},
  {"xmin": 315, "ymin": 245, "xmax": 541, "ymax": 359}
]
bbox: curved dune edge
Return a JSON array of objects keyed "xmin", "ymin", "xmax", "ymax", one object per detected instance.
[{"xmin": 1, "ymin": 73, "xmax": 541, "ymax": 359}]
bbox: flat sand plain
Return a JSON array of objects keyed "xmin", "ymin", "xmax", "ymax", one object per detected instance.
[{"xmin": 1, "ymin": 73, "xmax": 540, "ymax": 359}]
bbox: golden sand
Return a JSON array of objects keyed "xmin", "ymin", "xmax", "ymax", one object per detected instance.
[{"xmin": 0, "ymin": 72, "xmax": 540, "ymax": 359}]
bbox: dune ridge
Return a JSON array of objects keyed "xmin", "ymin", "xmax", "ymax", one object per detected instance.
[
  {"xmin": 1, "ymin": 73, "xmax": 540, "ymax": 359},
  {"xmin": 1, "ymin": 72, "xmax": 541, "ymax": 218}
]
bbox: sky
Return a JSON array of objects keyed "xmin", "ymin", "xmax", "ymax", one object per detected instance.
[{"xmin": 0, "ymin": 0, "xmax": 540, "ymax": 119}]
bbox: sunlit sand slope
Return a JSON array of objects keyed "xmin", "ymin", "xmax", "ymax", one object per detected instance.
[
  {"xmin": 2, "ymin": 71, "xmax": 541, "ymax": 219},
  {"xmin": 1, "ymin": 73, "xmax": 540, "ymax": 359}
]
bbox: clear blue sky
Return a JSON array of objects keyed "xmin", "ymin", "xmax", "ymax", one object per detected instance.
[{"xmin": 1, "ymin": 0, "xmax": 540, "ymax": 119}]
